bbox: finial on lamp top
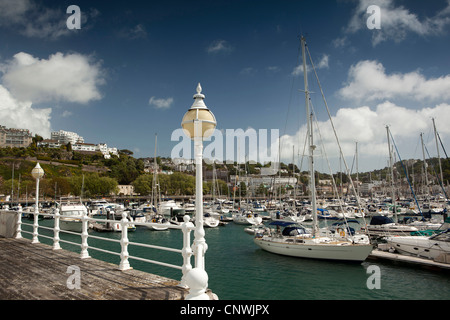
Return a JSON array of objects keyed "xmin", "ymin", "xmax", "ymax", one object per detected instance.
[{"xmin": 191, "ymin": 83, "xmax": 206, "ymax": 108}]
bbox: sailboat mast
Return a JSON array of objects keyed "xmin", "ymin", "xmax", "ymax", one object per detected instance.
[
  {"xmin": 432, "ymin": 118, "xmax": 444, "ymax": 187},
  {"xmin": 152, "ymin": 134, "xmax": 159, "ymax": 212},
  {"xmin": 420, "ymin": 133, "xmax": 430, "ymax": 196},
  {"xmin": 386, "ymin": 126, "xmax": 397, "ymax": 222},
  {"xmin": 301, "ymin": 36, "xmax": 317, "ymax": 235}
]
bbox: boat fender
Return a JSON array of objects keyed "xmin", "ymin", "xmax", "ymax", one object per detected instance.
[
  {"xmin": 340, "ymin": 230, "xmax": 345, "ymax": 237},
  {"xmin": 116, "ymin": 223, "xmax": 120, "ymax": 230}
]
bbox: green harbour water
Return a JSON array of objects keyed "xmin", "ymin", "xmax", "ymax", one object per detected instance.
[{"xmin": 22, "ymin": 218, "xmax": 450, "ymax": 300}]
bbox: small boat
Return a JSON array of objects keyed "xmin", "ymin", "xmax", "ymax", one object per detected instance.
[
  {"xmin": 146, "ymin": 214, "xmax": 170, "ymax": 231},
  {"xmin": 203, "ymin": 211, "xmax": 220, "ymax": 228},
  {"xmin": 233, "ymin": 210, "xmax": 263, "ymax": 225},
  {"xmin": 270, "ymin": 209, "xmax": 305, "ymax": 223}
]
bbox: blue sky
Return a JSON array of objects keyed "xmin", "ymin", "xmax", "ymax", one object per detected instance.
[{"xmin": 1, "ymin": 0, "xmax": 450, "ymax": 173}]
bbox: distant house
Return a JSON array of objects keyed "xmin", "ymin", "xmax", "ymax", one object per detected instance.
[
  {"xmin": 72, "ymin": 143, "xmax": 97, "ymax": 152},
  {"xmin": 115, "ymin": 185, "xmax": 135, "ymax": 196}
]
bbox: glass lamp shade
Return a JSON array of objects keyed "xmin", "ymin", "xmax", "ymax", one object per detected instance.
[
  {"xmin": 181, "ymin": 108, "xmax": 217, "ymax": 139},
  {"xmin": 31, "ymin": 163, "xmax": 45, "ymax": 179}
]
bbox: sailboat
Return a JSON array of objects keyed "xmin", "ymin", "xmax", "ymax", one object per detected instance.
[
  {"xmin": 254, "ymin": 36, "xmax": 373, "ymax": 262},
  {"xmin": 146, "ymin": 134, "xmax": 170, "ymax": 231}
]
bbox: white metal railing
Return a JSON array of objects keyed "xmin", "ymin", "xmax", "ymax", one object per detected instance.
[{"xmin": 10, "ymin": 207, "xmax": 211, "ymax": 299}]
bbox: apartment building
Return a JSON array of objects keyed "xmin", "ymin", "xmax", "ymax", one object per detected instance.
[
  {"xmin": 0, "ymin": 125, "xmax": 33, "ymax": 148},
  {"xmin": 51, "ymin": 130, "xmax": 84, "ymax": 145}
]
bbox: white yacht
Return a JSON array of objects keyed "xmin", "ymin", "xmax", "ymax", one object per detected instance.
[
  {"xmin": 233, "ymin": 210, "xmax": 263, "ymax": 225},
  {"xmin": 361, "ymin": 216, "xmax": 418, "ymax": 237},
  {"xmin": 253, "ymin": 37, "xmax": 373, "ymax": 262},
  {"xmin": 60, "ymin": 202, "xmax": 88, "ymax": 233},
  {"xmin": 385, "ymin": 229, "xmax": 450, "ymax": 261},
  {"xmin": 203, "ymin": 211, "xmax": 220, "ymax": 228}
]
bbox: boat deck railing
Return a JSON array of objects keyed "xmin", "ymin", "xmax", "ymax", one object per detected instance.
[{"xmin": 8, "ymin": 207, "xmax": 208, "ymax": 299}]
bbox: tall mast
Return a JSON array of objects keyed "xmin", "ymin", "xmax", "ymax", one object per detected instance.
[
  {"xmin": 432, "ymin": 118, "xmax": 444, "ymax": 187},
  {"xmin": 386, "ymin": 126, "xmax": 397, "ymax": 222},
  {"xmin": 420, "ymin": 133, "xmax": 429, "ymax": 197},
  {"xmin": 301, "ymin": 36, "xmax": 317, "ymax": 235},
  {"xmin": 152, "ymin": 134, "xmax": 159, "ymax": 212}
]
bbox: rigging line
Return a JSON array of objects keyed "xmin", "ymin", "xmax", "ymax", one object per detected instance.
[
  {"xmin": 388, "ymin": 130, "xmax": 423, "ymax": 216},
  {"xmin": 424, "ymin": 144, "xmax": 448, "ymax": 199},
  {"xmin": 437, "ymin": 132, "xmax": 449, "ymax": 160},
  {"xmin": 305, "ymin": 44, "xmax": 366, "ymax": 222},
  {"xmin": 310, "ymin": 100, "xmax": 350, "ymax": 229}
]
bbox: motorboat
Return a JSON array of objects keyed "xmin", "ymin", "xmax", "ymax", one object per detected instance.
[
  {"xmin": 159, "ymin": 200, "xmax": 183, "ymax": 217},
  {"xmin": 270, "ymin": 209, "xmax": 305, "ymax": 223},
  {"xmin": 385, "ymin": 229, "xmax": 450, "ymax": 261},
  {"xmin": 59, "ymin": 201, "xmax": 88, "ymax": 233},
  {"xmin": 203, "ymin": 211, "xmax": 220, "ymax": 228},
  {"xmin": 361, "ymin": 216, "xmax": 418, "ymax": 238},
  {"xmin": 233, "ymin": 210, "xmax": 263, "ymax": 225},
  {"xmin": 146, "ymin": 215, "xmax": 170, "ymax": 231}
]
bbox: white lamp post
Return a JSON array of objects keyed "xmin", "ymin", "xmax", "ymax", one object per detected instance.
[
  {"xmin": 31, "ymin": 163, "xmax": 44, "ymax": 244},
  {"xmin": 181, "ymin": 83, "xmax": 216, "ymax": 271}
]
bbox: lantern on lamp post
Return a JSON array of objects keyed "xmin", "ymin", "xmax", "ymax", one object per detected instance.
[{"xmin": 31, "ymin": 163, "xmax": 44, "ymax": 244}]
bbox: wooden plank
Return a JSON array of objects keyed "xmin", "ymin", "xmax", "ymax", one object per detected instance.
[{"xmin": 0, "ymin": 237, "xmax": 189, "ymax": 300}]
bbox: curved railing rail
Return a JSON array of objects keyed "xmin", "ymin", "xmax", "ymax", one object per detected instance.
[{"xmin": 8, "ymin": 208, "xmax": 208, "ymax": 298}]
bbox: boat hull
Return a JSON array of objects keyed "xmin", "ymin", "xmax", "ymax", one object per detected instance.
[
  {"xmin": 385, "ymin": 236, "xmax": 450, "ymax": 260},
  {"xmin": 60, "ymin": 219, "xmax": 82, "ymax": 233},
  {"xmin": 254, "ymin": 237, "xmax": 373, "ymax": 262}
]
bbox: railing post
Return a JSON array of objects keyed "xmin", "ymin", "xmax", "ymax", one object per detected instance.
[
  {"xmin": 15, "ymin": 207, "xmax": 23, "ymax": 239},
  {"xmin": 53, "ymin": 208, "xmax": 61, "ymax": 250},
  {"xmin": 185, "ymin": 268, "xmax": 210, "ymax": 300},
  {"xmin": 179, "ymin": 215, "xmax": 194, "ymax": 288},
  {"xmin": 80, "ymin": 213, "xmax": 90, "ymax": 259},
  {"xmin": 31, "ymin": 210, "xmax": 40, "ymax": 244},
  {"xmin": 119, "ymin": 211, "xmax": 131, "ymax": 271}
]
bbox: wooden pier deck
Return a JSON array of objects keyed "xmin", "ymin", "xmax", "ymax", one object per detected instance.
[{"xmin": 0, "ymin": 237, "xmax": 189, "ymax": 300}]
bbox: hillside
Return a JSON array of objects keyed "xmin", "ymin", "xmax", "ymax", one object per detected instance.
[{"xmin": 0, "ymin": 144, "xmax": 448, "ymax": 200}]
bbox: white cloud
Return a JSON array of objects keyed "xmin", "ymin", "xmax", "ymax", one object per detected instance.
[
  {"xmin": 347, "ymin": 0, "xmax": 450, "ymax": 46},
  {"xmin": 118, "ymin": 24, "xmax": 147, "ymax": 40},
  {"xmin": 0, "ymin": 0, "xmax": 98, "ymax": 39},
  {"xmin": 277, "ymin": 102, "xmax": 450, "ymax": 172},
  {"xmin": 62, "ymin": 110, "xmax": 73, "ymax": 118},
  {"xmin": 339, "ymin": 60, "xmax": 450, "ymax": 102},
  {"xmin": 0, "ymin": 85, "xmax": 51, "ymax": 138},
  {"xmin": 1, "ymin": 52, "xmax": 105, "ymax": 104},
  {"xmin": 292, "ymin": 54, "xmax": 329, "ymax": 76},
  {"xmin": 149, "ymin": 96, "xmax": 174, "ymax": 109},
  {"xmin": 206, "ymin": 40, "xmax": 233, "ymax": 54}
]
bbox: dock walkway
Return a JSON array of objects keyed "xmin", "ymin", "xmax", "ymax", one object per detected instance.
[{"xmin": 0, "ymin": 237, "xmax": 188, "ymax": 300}]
